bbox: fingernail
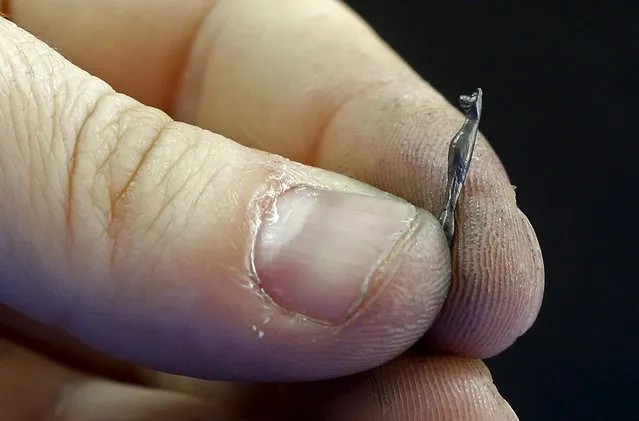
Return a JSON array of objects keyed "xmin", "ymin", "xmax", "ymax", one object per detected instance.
[{"xmin": 253, "ymin": 187, "xmax": 417, "ymax": 323}]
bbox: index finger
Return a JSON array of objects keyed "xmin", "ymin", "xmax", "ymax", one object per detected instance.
[{"xmin": 7, "ymin": 0, "xmax": 544, "ymax": 357}]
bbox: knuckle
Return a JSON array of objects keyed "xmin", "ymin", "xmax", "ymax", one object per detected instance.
[
  {"xmin": 103, "ymin": 123, "xmax": 243, "ymax": 274},
  {"xmin": 66, "ymin": 91, "xmax": 176, "ymax": 270}
]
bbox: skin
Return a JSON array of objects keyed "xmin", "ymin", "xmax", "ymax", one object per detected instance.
[{"xmin": 0, "ymin": 0, "xmax": 544, "ymax": 420}]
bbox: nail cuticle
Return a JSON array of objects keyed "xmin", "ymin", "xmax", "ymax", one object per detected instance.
[{"xmin": 245, "ymin": 183, "xmax": 312, "ymax": 287}]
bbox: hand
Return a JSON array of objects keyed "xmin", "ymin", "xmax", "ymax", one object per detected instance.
[{"xmin": 0, "ymin": 1, "xmax": 544, "ymax": 420}]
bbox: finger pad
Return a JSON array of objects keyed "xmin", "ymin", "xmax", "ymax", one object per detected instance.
[
  {"xmin": 270, "ymin": 356, "xmax": 518, "ymax": 420},
  {"xmin": 426, "ymin": 165, "xmax": 545, "ymax": 357}
]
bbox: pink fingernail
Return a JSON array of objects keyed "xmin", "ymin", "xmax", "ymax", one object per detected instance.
[{"xmin": 253, "ymin": 187, "xmax": 416, "ymax": 323}]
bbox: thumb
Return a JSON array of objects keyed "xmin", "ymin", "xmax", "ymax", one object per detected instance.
[{"xmin": 0, "ymin": 19, "xmax": 450, "ymax": 381}]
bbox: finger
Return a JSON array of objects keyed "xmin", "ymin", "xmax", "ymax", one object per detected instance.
[
  {"xmin": 143, "ymin": 356, "xmax": 520, "ymax": 421},
  {"xmin": 0, "ymin": 18, "xmax": 450, "ymax": 381},
  {"xmin": 281, "ymin": 356, "xmax": 520, "ymax": 421},
  {"xmin": 6, "ymin": 0, "xmax": 545, "ymax": 357},
  {"xmin": 0, "ymin": 305, "xmax": 141, "ymax": 384},
  {"xmin": 0, "ymin": 339, "xmax": 223, "ymax": 421},
  {"xmin": 1, "ymin": 310, "xmax": 518, "ymax": 420}
]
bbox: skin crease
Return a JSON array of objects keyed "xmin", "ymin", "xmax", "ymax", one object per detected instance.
[
  {"xmin": 0, "ymin": 0, "xmax": 544, "ymax": 419},
  {"xmin": 6, "ymin": 0, "xmax": 543, "ymax": 357}
]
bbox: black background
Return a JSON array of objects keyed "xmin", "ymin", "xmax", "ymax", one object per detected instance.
[{"xmin": 345, "ymin": 2, "xmax": 636, "ymax": 420}]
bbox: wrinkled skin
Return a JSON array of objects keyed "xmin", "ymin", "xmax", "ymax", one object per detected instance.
[{"xmin": 0, "ymin": 1, "xmax": 543, "ymax": 420}]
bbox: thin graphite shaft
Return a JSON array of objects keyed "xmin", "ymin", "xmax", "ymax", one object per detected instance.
[{"xmin": 438, "ymin": 88, "xmax": 483, "ymax": 247}]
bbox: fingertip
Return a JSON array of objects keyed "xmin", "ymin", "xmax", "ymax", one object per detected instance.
[
  {"xmin": 409, "ymin": 356, "xmax": 520, "ymax": 421},
  {"xmin": 323, "ymin": 207, "xmax": 452, "ymax": 361},
  {"xmin": 276, "ymin": 356, "xmax": 520, "ymax": 421},
  {"xmin": 200, "ymin": 201, "xmax": 453, "ymax": 381},
  {"xmin": 425, "ymin": 181, "xmax": 545, "ymax": 357},
  {"xmin": 516, "ymin": 209, "xmax": 545, "ymax": 334}
]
